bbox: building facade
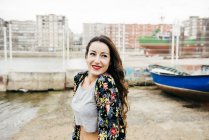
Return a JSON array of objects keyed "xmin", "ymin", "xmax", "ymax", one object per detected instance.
[
  {"xmin": 9, "ymin": 20, "xmax": 36, "ymax": 51},
  {"xmin": 0, "ymin": 18, "xmax": 8, "ymax": 50},
  {"xmin": 83, "ymin": 23, "xmax": 172, "ymax": 50},
  {"xmin": 82, "ymin": 23, "xmax": 106, "ymax": 47},
  {"xmin": 36, "ymin": 14, "xmax": 69, "ymax": 51},
  {"xmin": 183, "ymin": 16, "xmax": 209, "ymax": 39}
]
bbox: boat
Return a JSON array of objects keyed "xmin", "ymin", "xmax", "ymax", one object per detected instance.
[
  {"xmin": 180, "ymin": 38, "xmax": 204, "ymax": 55},
  {"xmin": 139, "ymin": 35, "xmax": 170, "ymax": 56},
  {"xmin": 139, "ymin": 30, "xmax": 205, "ymax": 57},
  {"xmin": 148, "ymin": 64, "xmax": 189, "ymax": 76},
  {"xmin": 149, "ymin": 64, "xmax": 209, "ymax": 101}
]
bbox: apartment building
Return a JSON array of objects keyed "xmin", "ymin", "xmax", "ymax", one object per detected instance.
[
  {"xmin": 82, "ymin": 23, "xmax": 106, "ymax": 47},
  {"xmin": 183, "ymin": 16, "xmax": 209, "ymax": 39},
  {"xmin": 0, "ymin": 18, "xmax": 8, "ymax": 50},
  {"xmin": 83, "ymin": 23, "xmax": 172, "ymax": 50},
  {"xmin": 9, "ymin": 20, "xmax": 36, "ymax": 51},
  {"xmin": 36, "ymin": 14, "xmax": 69, "ymax": 51},
  {"xmin": 0, "ymin": 19, "xmax": 36, "ymax": 51}
]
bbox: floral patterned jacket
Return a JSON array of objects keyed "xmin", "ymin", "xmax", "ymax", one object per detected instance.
[{"xmin": 72, "ymin": 71, "xmax": 126, "ymax": 140}]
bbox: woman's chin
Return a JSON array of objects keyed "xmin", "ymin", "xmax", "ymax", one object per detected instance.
[{"xmin": 89, "ymin": 70, "xmax": 102, "ymax": 76}]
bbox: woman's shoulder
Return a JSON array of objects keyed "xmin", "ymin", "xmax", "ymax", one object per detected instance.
[
  {"xmin": 75, "ymin": 70, "xmax": 87, "ymax": 77},
  {"xmin": 98, "ymin": 72, "xmax": 113, "ymax": 79},
  {"xmin": 96, "ymin": 73, "xmax": 119, "ymax": 97},
  {"xmin": 74, "ymin": 71, "xmax": 88, "ymax": 82},
  {"xmin": 97, "ymin": 72, "xmax": 115, "ymax": 85}
]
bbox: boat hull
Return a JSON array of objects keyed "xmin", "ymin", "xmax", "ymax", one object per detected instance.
[
  {"xmin": 151, "ymin": 72, "xmax": 209, "ymax": 101},
  {"xmin": 140, "ymin": 45, "xmax": 169, "ymax": 49},
  {"xmin": 140, "ymin": 44, "xmax": 202, "ymax": 56},
  {"xmin": 140, "ymin": 45, "xmax": 169, "ymax": 56}
]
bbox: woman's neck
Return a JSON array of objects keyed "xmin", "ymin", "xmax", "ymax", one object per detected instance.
[
  {"xmin": 87, "ymin": 74, "xmax": 97, "ymax": 84},
  {"xmin": 81, "ymin": 73, "xmax": 97, "ymax": 88}
]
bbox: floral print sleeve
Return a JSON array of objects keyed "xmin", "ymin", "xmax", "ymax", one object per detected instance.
[{"xmin": 96, "ymin": 73, "xmax": 126, "ymax": 140}]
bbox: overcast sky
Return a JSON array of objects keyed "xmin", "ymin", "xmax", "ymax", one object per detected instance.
[{"xmin": 0, "ymin": 0, "xmax": 208, "ymax": 33}]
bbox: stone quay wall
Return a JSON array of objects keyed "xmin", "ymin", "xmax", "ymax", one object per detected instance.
[{"xmin": 0, "ymin": 68, "xmax": 153, "ymax": 92}]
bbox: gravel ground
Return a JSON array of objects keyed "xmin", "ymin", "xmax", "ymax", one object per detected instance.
[{"xmin": 4, "ymin": 86, "xmax": 208, "ymax": 140}]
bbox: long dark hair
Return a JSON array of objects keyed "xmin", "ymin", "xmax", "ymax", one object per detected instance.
[{"xmin": 85, "ymin": 35, "xmax": 129, "ymax": 129}]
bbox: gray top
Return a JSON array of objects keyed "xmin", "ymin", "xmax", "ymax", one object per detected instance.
[{"xmin": 71, "ymin": 81, "xmax": 98, "ymax": 132}]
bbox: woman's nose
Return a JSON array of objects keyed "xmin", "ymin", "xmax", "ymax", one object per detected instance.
[{"xmin": 94, "ymin": 55, "xmax": 101, "ymax": 63}]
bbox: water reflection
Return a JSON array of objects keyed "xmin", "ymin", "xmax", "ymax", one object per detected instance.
[{"xmin": 0, "ymin": 91, "xmax": 57, "ymax": 140}]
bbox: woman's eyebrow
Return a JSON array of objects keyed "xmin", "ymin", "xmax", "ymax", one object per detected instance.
[
  {"xmin": 101, "ymin": 52, "xmax": 109, "ymax": 55},
  {"xmin": 89, "ymin": 50, "xmax": 109, "ymax": 54},
  {"xmin": 89, "ymin": 50, "xmax": 96, "ymax": 52}
]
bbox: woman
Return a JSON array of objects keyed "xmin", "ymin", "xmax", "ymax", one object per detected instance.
[{"xmin": 71, "ymin": 35, "xmax": 128, "ymax": 140}]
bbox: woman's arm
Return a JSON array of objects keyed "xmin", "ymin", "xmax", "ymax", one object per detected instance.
[
  {"xmin": 96, "ymin": 73, "xmax": 125, "ymax": 140},
  {"xmin": 73, "ymin": 71, "xmax": 87, "ymax": 92}
]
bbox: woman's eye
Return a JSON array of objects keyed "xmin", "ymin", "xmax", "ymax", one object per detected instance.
[
  {"xmin": 101, "ymin": 55, "xmax": 107, "ymax": 58},
  {"xmin": 90, "ymin": 53, "xmax": 95, "ymax": 56}
]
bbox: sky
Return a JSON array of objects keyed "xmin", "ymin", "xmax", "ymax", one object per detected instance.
[{"xmin": 0, "ymin": 0, "xmax": 209, "ymax": 33}]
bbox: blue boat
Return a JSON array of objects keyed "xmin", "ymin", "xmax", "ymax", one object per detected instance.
[{"xmin": 149, "ymin": 65, "xmax": 209, "ymax": 101}]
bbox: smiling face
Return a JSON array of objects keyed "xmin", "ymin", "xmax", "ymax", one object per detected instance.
[{"xmin": 86, "ymin": 41, "xmax": 111, "ymax": 78}]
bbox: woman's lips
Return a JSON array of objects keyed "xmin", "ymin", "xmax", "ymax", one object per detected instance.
[{"xmin": 92, "ymin": 65, "xmax": 102, "ymax": 70}]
